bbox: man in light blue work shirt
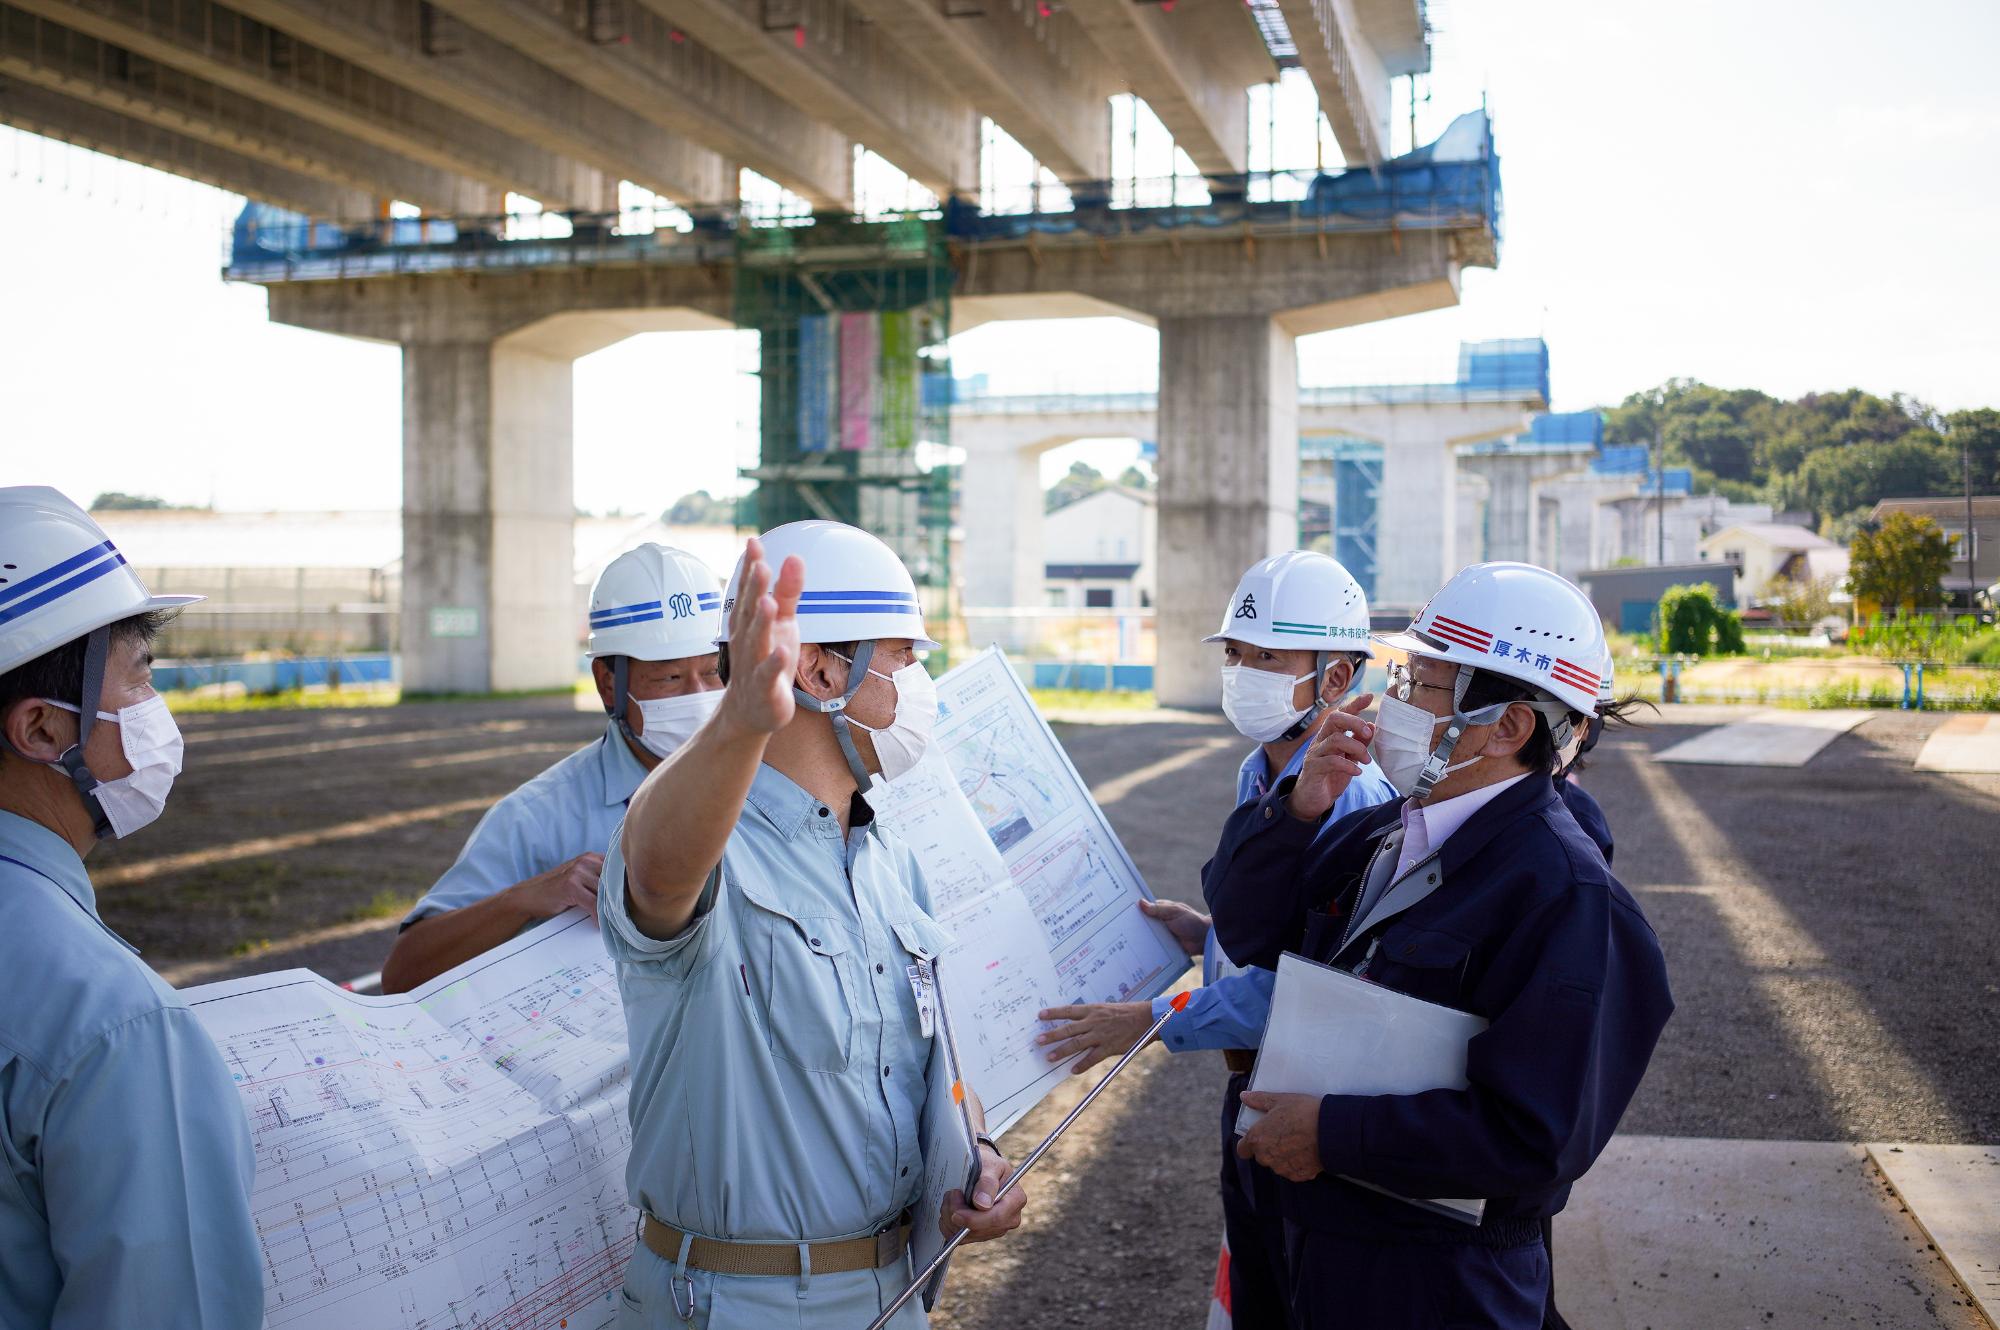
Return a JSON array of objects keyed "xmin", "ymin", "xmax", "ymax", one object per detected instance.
[
  {"xmin": 0, "ymin": 486, "xmax": 262, "ymax": 1329},
  {"xmin": 1035, "ymin": 550, "xmax": 1394, "ymax": 1327},
  {"xmin": 602, "ymin": 522, "xmax": 1028, "ymax": 1328},
  {"xmin": 381, "ymin": 543, "xmax": 724, "ymax": 991}
]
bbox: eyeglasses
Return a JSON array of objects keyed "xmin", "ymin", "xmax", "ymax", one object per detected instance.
[{"xmin": 1386, "ymin": 661, "xmax": 1455, "ymax": 704}]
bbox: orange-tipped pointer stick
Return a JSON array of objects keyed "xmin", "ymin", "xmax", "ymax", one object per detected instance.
[{"xmin": 865, "ymin": 990, "xmax": 1194, "ymax": 1330}]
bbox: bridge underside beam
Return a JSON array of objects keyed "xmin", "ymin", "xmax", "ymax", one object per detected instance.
[
  {"xmin": 846, "ymin": 0, "xmax": 1112, "ymax": 183},
  {"xmin": 229, "ymin": 0, "xmax": 728, "ymax": 204},
  {"xmin": 0, "ymin": 78, "xmax": 371, "ymax": 216},
  {"xmin": 8, "ymin": 0, "xmax": 613, "ymax": 209},
  {"xmin": 1277, "ymin": 0, "xmax": 1390, "ymax": 169},
  {"xmin": 640, "ymin": 0, "xmax": 976, "ymax": 199},
  {"xmin": 1066, "ymin": 0, "xmax": 1272, "ymax": 177},
  {"xmin": 0, "ymin": 8, "xmax": 493, "ymax": 214},
  {"xmin": 429, "ymin": 0, "xmax": 849, "ymax": 205}
]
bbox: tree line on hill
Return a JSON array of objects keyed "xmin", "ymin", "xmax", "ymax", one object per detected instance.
[{"xmin": 1602, "ymin": 381, "xmax": 1999, "ymax": 539}]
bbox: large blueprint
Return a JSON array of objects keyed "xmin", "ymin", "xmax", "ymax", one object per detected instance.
[
  {"xmin": 182, "ymin": 912, "xmax": 634, "ymax": 1330},
  {"xmin": 871, "ymin": 647, "xmax": 1190, "ymax": 1133}
]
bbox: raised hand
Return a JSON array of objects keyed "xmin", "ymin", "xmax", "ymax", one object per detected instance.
[
  {"xmin": 1286, "ymin": 693, "xmax": 1377, "ymax": 823},
  {"xmin": 719, "ymin": 536, "xmax": 804, "ymax": 737}
]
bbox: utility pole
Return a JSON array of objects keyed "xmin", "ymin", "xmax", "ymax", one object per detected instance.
[
  {"xmin": 1653, "ymin": 420, "xmax": 1667, "ymax": 565},
  {"xmin": 1966, "ymin": 433, "xmax": 1979, "ymax": 615}
]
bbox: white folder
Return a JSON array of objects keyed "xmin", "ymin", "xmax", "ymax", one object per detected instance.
[{"xmin": 1236, "ymin": 951, "xmax": 1489, "ymax": 1224}]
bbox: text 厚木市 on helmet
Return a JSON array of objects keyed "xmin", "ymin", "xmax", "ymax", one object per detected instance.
[
  {"xmin": 1203, "ymin": 550, "xmax": 1374, "ymax": 658},
  {"xmin": 0, "ymin": 486, "xmax": 201, "ymax": 677},
  {"xmin": 1375, "ymin": 561, "xmax": 1609, "ymax": 719},
  {"xmin": 589, "ymin": 544, "xmax": 723, "ymax": 663}
]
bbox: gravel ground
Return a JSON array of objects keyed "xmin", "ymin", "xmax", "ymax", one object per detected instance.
[{"xmin": 87, "ymin": 699, "xmax": 2000, "ymax": 1328}]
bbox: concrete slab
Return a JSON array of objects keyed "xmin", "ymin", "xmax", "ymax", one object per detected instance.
[
  {"xmin": 1915, "ymin": 715, "xmax": 2000, "ymax": 774},
  {"xmin": 1556, "ymin": 1136, "xmax": 1987, "ymax": 1329},
  {"xmin": 1870, "ymin": 1144, "xmax": 2000, "ymax": 1327},
  {"xmin": 1652, "ymin": 708, "xmax": 1873, "ymax": 767}
]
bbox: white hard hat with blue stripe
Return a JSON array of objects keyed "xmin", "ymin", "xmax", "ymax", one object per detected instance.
[
  {"xmin": 588, "ymin": 544, "xmax": 723, "ymax": 662},
  {"xmin": 0, "ymin": 486, "xmax": 202, "ymax": 677},
  {"xmin": 718, "ymin": 520, "xmax": 937, "ymax": 650}
]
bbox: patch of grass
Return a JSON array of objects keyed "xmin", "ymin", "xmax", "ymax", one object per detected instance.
[
  {"xmin": 1030, "ymin": 688, "xmax": 1156, "ymax": 712},
  {"xmin": 229, "ymin": 937, "xmax": 273, "ymax": 958},
  {"xmin": 345, "ymin": 890, "xmax": 419, "ymax": 924},
  {"xmin": 169, "ymin": 686, "xmax": 401, "ymax": 714}
]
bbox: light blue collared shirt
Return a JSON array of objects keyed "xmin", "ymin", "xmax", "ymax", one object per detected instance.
[
  {"xmin": 601, "ymin": 764, "xmax": 952, "ymax": 1240},
  {"xmin": 1150, "ymin": 739, "xmax": 1397, "ymax": 1050},
  {"xmin": 405, "ymin": 723, "xmax": 648, "ymax": 925},
  {"xmin": 0, "ymin": 810, "xmax": 262, "ymax": 1330}
]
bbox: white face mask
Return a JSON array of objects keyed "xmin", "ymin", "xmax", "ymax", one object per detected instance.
[
  {"xmin": 45, "ymin": 694, "xmax": 183, "ymax": 838},
  {"xmin": 630, "ymin": 689, "xmax": 723, "ymax": 760},
  {"xmin": 844, "ymin": 657, "xmax": 938, "ymax": 785},
  {"xmin": 1368, "ymin": 693, "xmax": 1484, "ymax": 797},
  {"xmin": 1219, "ymin": 664, "xmax": 1317, "ymax": 743}
]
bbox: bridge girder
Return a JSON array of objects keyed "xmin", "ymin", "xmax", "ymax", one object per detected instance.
[
  {"xmin": 427, "ymin": 0, "xmax": 850, "ymax": 205},
  {"xmin": 0, "ymin": 7, "xmax": 494, "ymax": 213}
]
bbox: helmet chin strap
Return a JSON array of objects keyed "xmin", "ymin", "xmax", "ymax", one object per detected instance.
[
  {"xmin": 1276, "ymin": 649, "xmax": 1333, "ymax": 744},
  {"xmin": 1406, "ymin": 662, "xmax": 1580, "ymax": 802},
  {"xmin": 792, "ymin": 640, "xmax": 877, "ymax": 793},
  {"xmin": 53, "ymin": 626, "xmax": 114, "ymax": 839},
  {"xmin": 609, "ymin": 655, "xmax": 640, "ymax": 749}
]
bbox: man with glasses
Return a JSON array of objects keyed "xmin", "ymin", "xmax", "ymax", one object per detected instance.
[{"xmin": 1203, "ymin": 562, "xmax": 1674, "ymax": 1329}]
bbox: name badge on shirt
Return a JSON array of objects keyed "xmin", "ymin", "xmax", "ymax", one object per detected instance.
[{"xmin": 907, "ymin": 959, "xmax": 937, "ymax": 1039}]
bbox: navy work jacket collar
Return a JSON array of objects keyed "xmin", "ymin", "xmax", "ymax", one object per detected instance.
[
  {"xmin": 0, "ymin": 808, "xmax": 139, "ymax": 954},
  {"xmin": 1364, "ymin": 769, "xmax": 1560, "ymax": 876}
]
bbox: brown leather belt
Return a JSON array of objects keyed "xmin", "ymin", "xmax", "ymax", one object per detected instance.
[
  {"xmin": 1223, "ymin": 1048, "xmax": 1256, "ymax": 1075},
  {"xmin": 640, "ymin": 1212, "xmax": 910, "ymax": 1277}
]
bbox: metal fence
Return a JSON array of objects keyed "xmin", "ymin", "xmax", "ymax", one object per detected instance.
[
  {"xmin": 1635, "ymin": 655, "xmax": 2000, "ymax": 710},
  {"xmin": 141, "ymin": 566, "xmax": 398, "ymax": 658}
]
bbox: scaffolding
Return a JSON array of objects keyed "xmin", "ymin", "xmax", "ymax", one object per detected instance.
[{"xmin": 731, "ymin": 215, "xmax": 955, "ymax": 652}]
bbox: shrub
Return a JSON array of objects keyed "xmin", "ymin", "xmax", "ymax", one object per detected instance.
[{"xmin": 1657, "ymin": 583, "xmax": 1746, "ymax": 655}]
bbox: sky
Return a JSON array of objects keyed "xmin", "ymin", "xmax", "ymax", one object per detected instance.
[{"xmin": 2, "ymin": 0, "xmax": 1996, "ymax": 514}]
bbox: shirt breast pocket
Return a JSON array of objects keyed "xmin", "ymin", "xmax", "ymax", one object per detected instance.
[
  {"xmin": 1364, "ymin": 926, "xmax": 1474, "ymax": 1007},
  {"xmin": 754, "ymin": 908, "xmax": 854, "ymax": 1074}
]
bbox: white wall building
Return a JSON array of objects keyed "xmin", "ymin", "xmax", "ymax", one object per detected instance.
[
  {"xmin": 1042, "ymin": 487, "xmax": 1156, "ymax": 609},
  {"xmin": 1697, "ymin": 522, "xmax": 1837, "ymax": 603}
]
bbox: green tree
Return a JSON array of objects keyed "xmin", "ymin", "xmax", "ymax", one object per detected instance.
[
  {"xmin": 90, "ymin": 492, "xmax": 171, "ymax": 510},
  {"xmin": 1656, "ymin": 582, "xmax": 1745, "ymax": 655},
  {"xmin": 1767, "ymin": 432, "xmax": 1956, "ymax": 520},
  {"xmin": 1115, "ymin": 464, "xmax": 1154, "ymax": 492},
  {"xmin": 1768, "ymin": 576, "xmax": 1840, "ymax": 632},
  {"xmin": 1944, "ymin": 408, "xmax": 2000, "ymax": 493},
  {"xmin": 1045, "ymin": 460, "xmax": 1106, "ymax": 514},
  {"xmin": 667, "ymin": 489, "xmax": 728, "ymax": 525},
  {"xmin": 1850, "ymin": 512, "xmax": 1953, "ymax": 611}
]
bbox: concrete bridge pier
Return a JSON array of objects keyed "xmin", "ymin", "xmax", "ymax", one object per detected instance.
[
  {"xmin": 399, "ymin": 335, "xmax": 577, "ymax": 695},
  {"xmin": 1153, "ymin": 314, "xmax": 1300, "ymax": 708},
  {"xmin": 268, "ymin": 267, "xmax": 736, "ymax": 695}
]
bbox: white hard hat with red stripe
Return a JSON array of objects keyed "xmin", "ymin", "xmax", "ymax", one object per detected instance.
[{"xmin": 1375, "ymin": 561, "xmax": 1608, "ymax": 717}]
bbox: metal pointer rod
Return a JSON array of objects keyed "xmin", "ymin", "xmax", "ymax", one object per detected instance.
[{"xmin": 863, "ymin": 989, "xmax": 1194, "ymax": 1330}]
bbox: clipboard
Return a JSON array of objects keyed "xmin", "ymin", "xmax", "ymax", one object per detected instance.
[
  {"xmin": 911, "ymin": 957, "xmax": 980, "ymax": 1310},
  {"xmin": 1237, "ymin": 951, "xmax": 1488, "ymax": 1225}
]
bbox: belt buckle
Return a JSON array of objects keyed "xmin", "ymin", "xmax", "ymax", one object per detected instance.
[{"xmin": 874, "ymin": 1225, "xmax": 902, "ymax": 1268}]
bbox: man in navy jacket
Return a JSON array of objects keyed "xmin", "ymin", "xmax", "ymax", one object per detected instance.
[{"xmin": 1210, "ymin": 562, "xmax": 1673, "ymax": 1328}]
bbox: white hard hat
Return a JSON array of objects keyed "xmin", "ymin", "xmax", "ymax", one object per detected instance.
[
  {"xmin": 719, "ymin": 520, "xmax": 937, "ymax": 651},
  {"xmin": 588, "ymin": 543, "xmax": 722, "ymax": 662},
  {"xmin": 1375, "ymin": 561, "xmax": 1608, "ymax": 717},
  {"xmin": 0, "ymin": 486, "xmax": 201, "ymax": 677},
  {"xmin": 1203, "ymin": 550, "xmax": 1373, "ymax": 658}
]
